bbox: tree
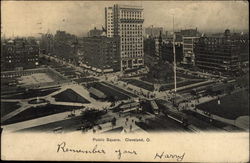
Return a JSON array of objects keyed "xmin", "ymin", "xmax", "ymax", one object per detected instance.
[
  {"xmin": 144, "ymin": 61, "xmax": 174, "ymax": 84},
  {"xmin": 81, "ymin": 109, "xmax": 105, "ymax": 125}
]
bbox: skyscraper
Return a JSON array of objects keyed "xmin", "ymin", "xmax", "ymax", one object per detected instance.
[{"xmin": 105, "ymin": 4, "xmax": 144, "ymax": 71}]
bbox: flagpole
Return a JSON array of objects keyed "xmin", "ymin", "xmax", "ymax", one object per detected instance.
[{"xmin": 173, "ymin": 15, "xmax": 177, "ymax": 94}]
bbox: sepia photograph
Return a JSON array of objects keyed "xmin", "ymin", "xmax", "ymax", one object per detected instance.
[{"xmin": 1, "ymin": 0, "xmax": 249, "ymax": 161}]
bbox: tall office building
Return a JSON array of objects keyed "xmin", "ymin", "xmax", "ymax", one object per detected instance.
[{"xmin": 105, "ymin": 4, "xmax": 144, "ymax": 71}]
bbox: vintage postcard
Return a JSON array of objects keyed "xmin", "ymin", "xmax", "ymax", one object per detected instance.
[{"xmin": 1, "ymin": 0, "xmax": 249, "ymax": 162}]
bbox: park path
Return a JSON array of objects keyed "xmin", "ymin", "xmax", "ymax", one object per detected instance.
[
  {"xmin": 1, "ymin": 83, "xmax": 111, "ymax": 124},
  {"xmin": 2, "ymin": 111, "xmax": 74, "ymax": 132},
  {"xmin": 1, "ymin": 99, "xmax": 22, "ymax": 102}
]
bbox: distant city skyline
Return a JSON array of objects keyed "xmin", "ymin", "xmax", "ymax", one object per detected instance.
[{"xmin": 1, "ymin": 1, "xmax": 249, "ymax": 38}]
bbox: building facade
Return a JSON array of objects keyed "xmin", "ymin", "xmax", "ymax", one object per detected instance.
[
  {"xmin": 105, "ymin": 4, "xmax": 144, "ymax": 71},
  {"xmin": 160, "ymin": 41, "xmax": 183, "ymax": 64},
  {"xmin": 180, "ymin": 28, "xmax": 200, "ymax": 37},
  {"xmin": 1, "ymin": 38, "xmax": 39, "ymax": 71},
  {"xmin": 156, "ymin": 32, "xmax": 183, "ymax": 63},
  {"xmin": 40, "ymin": 33, "xmax": 54, "ymax": 54},
  {"xmin": 182, "ymin": 37, "xmax": 199, "ymax": 66},
  {"xmin": 88, "ymin": 27, "xmax": 104, "ymax": 37},
  {"xmin": 78, "ymin": 36, "xmax": 120, "ymax": 72},
  {"xmin": 145, "ymin": 26, "xmax": 167, "ymax": 38},
  {"xmin": 194, "ymin": 30, "xmax": 241, "ymax": 74},
  {"xmin": 155, "ymin": 38, "xmax": 160, "ymax": 57},
  {"xmin": 144, "ymin": 37, "xmax": 156, "ymax": 56},
  {"xmin": 53, "ymin": 30, "xmax": 78, "ymax": 60}
]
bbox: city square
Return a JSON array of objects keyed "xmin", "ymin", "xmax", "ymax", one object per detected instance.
[
  {"xmin": 1, "ymin": 1, "xmax": 249, "ymax": 162},
  {"xmin": 1, "ymin": 1, "xmax": 249, "ymax": 134}
]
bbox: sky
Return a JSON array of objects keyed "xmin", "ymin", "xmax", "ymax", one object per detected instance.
[{"xmin": 1, "ymin": 0, "xmax": 249, "ymax": 37}]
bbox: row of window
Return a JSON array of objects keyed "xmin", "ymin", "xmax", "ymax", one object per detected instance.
[
  {"xmin": 120, "ymin": 16, "xmax": 143, "ymax": 20},
  {"xmin": 121, "ymin": 37, "xmax": 143, "ymax": 40},
  {"xmin": 120, "ymin": 11, "xmax": 142, "ymax": 18},
  {"xmin": 121, "ymin": 55, "xmax": 143, "ymax": 58},
  {"xmin": 121, "ymin": 59, "xmax": 143, "ymax": 64},
  {"xmin": 121, "ymin": 51, "xmax": 143, "ymax": 54},
  {"xmin": 120, "ymin": 27, "xmax": 143, "ymax": 30},
  {"xmin": 121, "ymin": 35, "xmax": 143, "ymax": 37},
  {"xmin": 111, "ymin": 28, "xmax": 143, "ymax": 31},
  {"xmin": 120, "ymin": 24, "xmax": 142, "ymax": 27},
  {"xmin": 122, "ymin": 39, "xmax": 143, "ymax": 43},
  {"xmin": 121, "ymin": 48, "xmax": 143, "ymax": 51},
  {"xmin": 121, "ymin": 43, "xmax": 143, "ymax": 47},
  {"xmin": 122, "ymin": 49, "xmax": 143, "ymax": 52},
  {"xmin": 121, "ymin": 31, "xmax": 142, "ymax": 34}
]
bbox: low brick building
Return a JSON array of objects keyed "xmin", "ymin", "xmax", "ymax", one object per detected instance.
[{"xmin": 1, "ymin": 38, "xmax": 39, "ymax": 71}]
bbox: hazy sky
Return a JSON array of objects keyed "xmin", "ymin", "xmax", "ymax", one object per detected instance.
[{"xmin": 1, "ymin": 1, "xmax": 249, "ymax": 37}]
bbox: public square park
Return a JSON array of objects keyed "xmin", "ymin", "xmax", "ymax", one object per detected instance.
[{"xmin": 1, "ymin": 55, "xmax": 249, "ymax": 133}]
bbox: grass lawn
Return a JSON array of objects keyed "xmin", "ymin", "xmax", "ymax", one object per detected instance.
[
  {"xmin": 53, "ymin": 89, "xmax": 90, "ymax": 103},
  {"xmin": 1, "ymin": 86, "xmax": 26, "ymax": 96},
  {"xmin": 135, "ymin": 117, "xmax": 187, "ymax": 132},
  {"xmin": 141, "ymin": 76, "xmax": 183, "ymax": 84},
  {"xmin": 1, "ymin": 102, "xmax": 21, "ymax": 117},
  {"xmin": 176, "ymin": 72, "xmax": 205, "ymax": 79},
  {"xmin": 197, "ymin": 89, "xmax": 249, "ymax": 120},
  {"xmin": 102, "ymin": 82, "xmax": 138, "ymax": 98},
  {"xmin": 63, "ymin": 71, "xmax": 77, "ymax": 76},
  {"xmin": 2, "ymin": 104, "xmax": 82, "ymax": 125},
  {"xmin": 183, "ymin": 110, "xmax": 231, "ymax": 129},
  {"xmin": 122, "ymin": 79, "xmax": 154, "ymax": 91},
  {"xmin": 87, "ymin": 82, "xmax": 130, "ymax": 101},
  {"xmin": 55, "ymin": 67, "xmax": 74, "ymax": 72}
]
